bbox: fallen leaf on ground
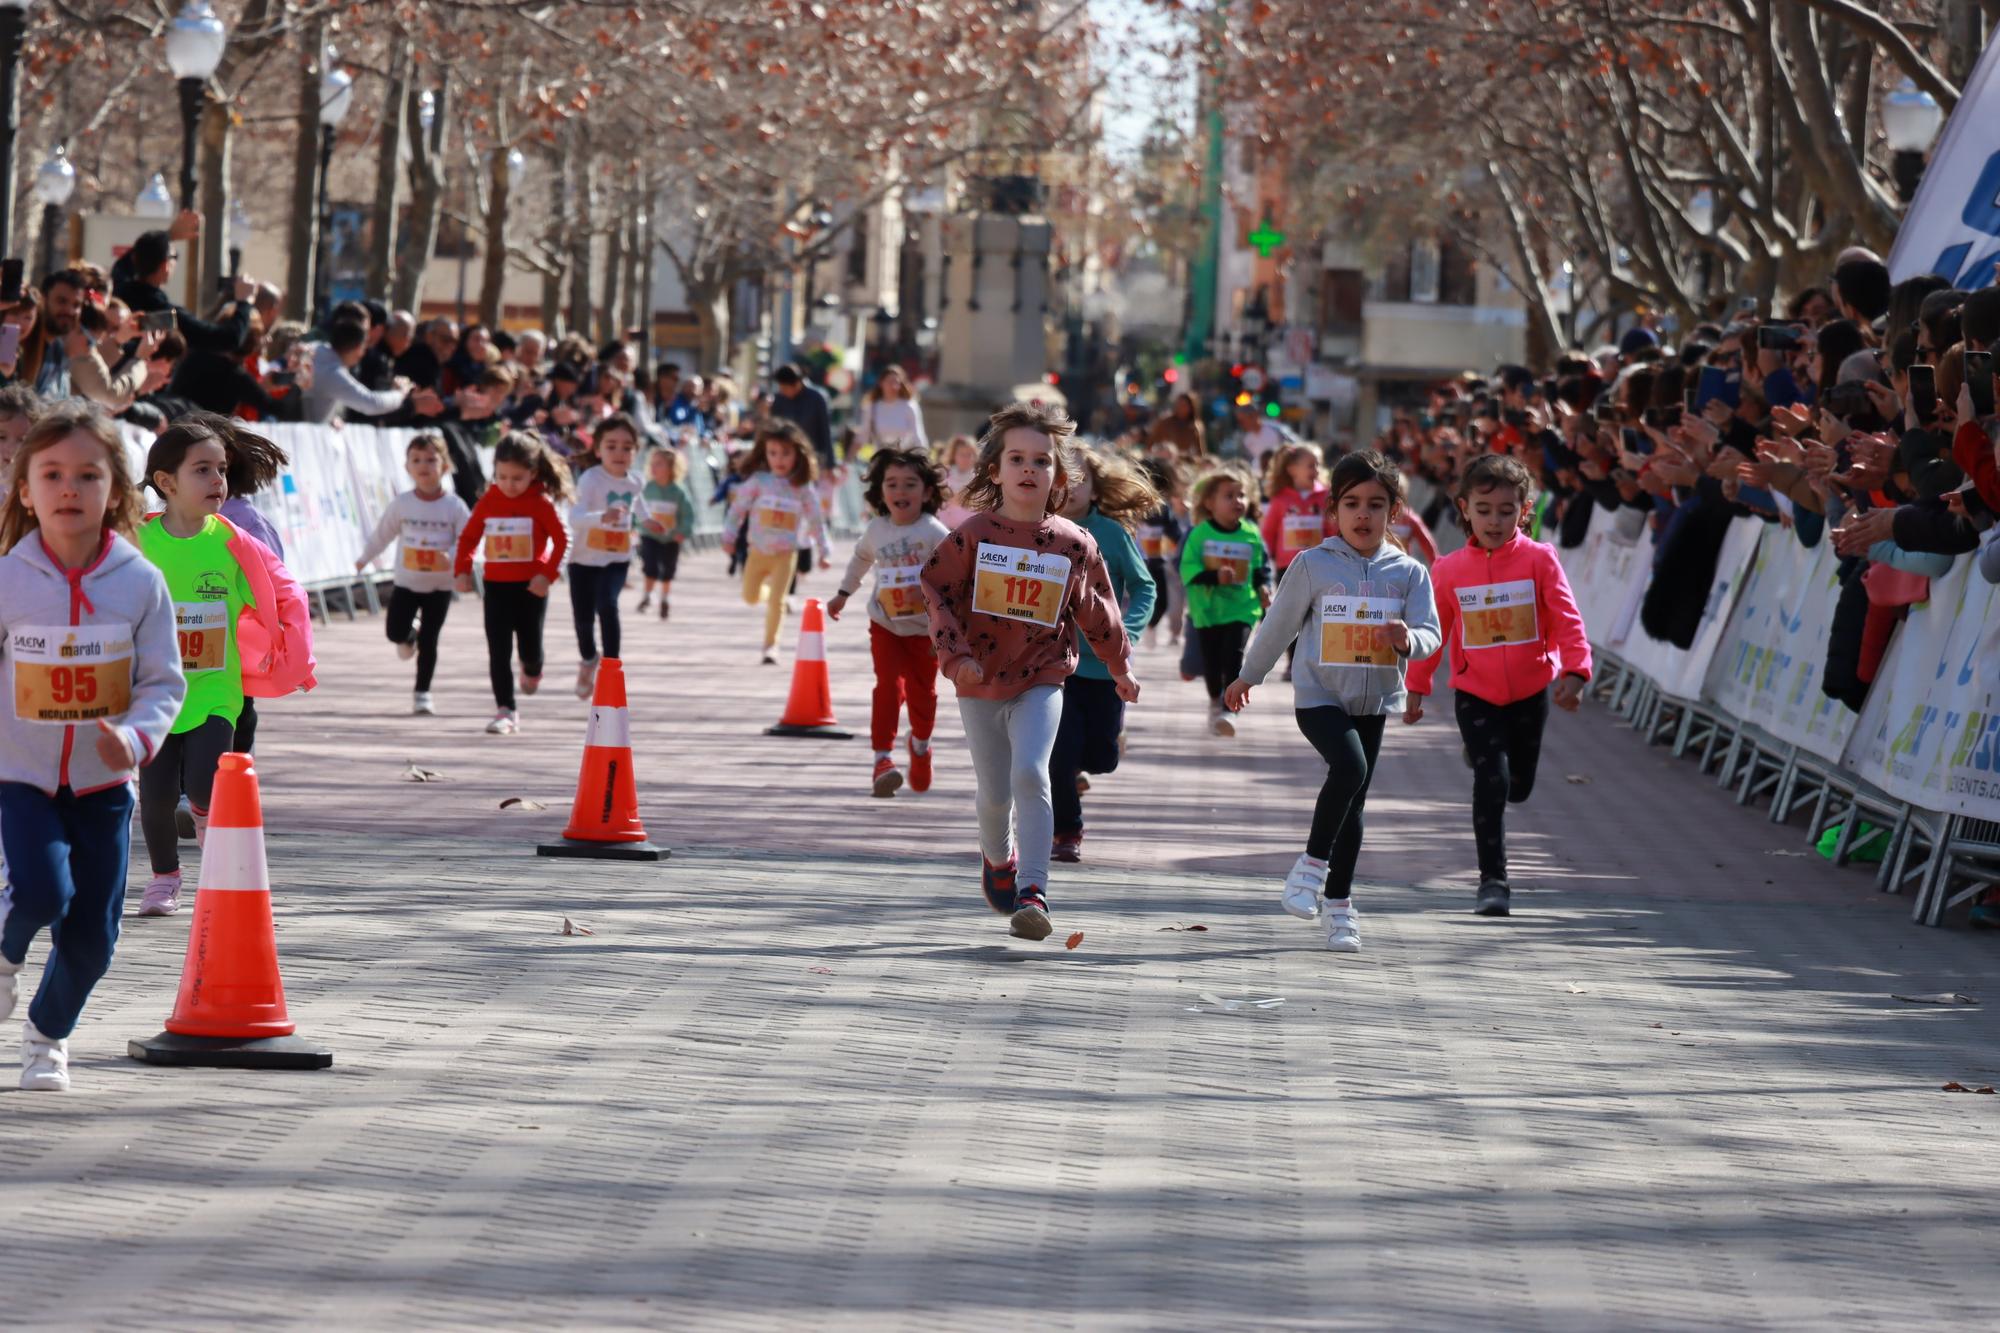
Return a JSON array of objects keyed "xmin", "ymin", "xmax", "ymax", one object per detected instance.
[
  {"xmin": 500, "ymin": 797, "xmax": 547, "ymax": 811},
  {"xmin": 560, "ymin": 917, "xmax": 594, "ymax": 936},
  {"xmin": 1893, "ymin": 992, "xmax": 1978, "ymax": 1005},
  {"xmin": 1159, "ymin": 923, "xmax": 1210, "ymax": 932},
  {"xmin": 1064, "ymin": 931, "xmax": 1085, "ymax": 950},
  {"xmin": 1942, "ymin": 1081, "xmax": 1996, "ymax": 1093},
  {"xmin": 1193, "ymin": 992, "xmax": 1286, "ymax": 1013},
  {"xmin": 1565, "ymin": 982, "xmax": 1589, "ymax": 994},
  {"xmin": 1565, "ymin": 774, "xmax": 1593, "ymax": 784},
  {"xmin": 404, "ymin": 762, "xmax": 445, "ymax": 782},
  {"xmin": 807, "ymin": 966, "xmax": 833, "ymax": 974},
  {"xmin": 1765, "ymin": 849, "xmax": 1809, "ymax": 857}
]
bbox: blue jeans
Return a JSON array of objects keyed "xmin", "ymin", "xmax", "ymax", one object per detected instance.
[{"xmin": 0, "ymin": 780, "xmax": 136, "ymax": 1039}]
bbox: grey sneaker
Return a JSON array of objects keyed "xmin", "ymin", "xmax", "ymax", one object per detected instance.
[{"xmin": 1473, "ymin": 880, "xmax": 1512, "ymax": 917}]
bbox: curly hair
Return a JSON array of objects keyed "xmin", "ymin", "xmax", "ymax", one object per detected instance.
[
  {"xmin": 1189, "ymin": 464, "xmax": 1259, "ymax": 526},
  {"xmin": 1073, "ymin": 448, "xmax": 1160, "ymax": 532},
  {"xmin": 958, "ymin": 399, "xmax": 1079, "ymax": 515},
  {"xmin": 2, "ymin": 403, "xmax": 147, "ymax": 551},
  {"xmin": 752, "ymin": 420, "xmax": 818, "ymax": 486},
  {"xmin": 862, "ymin": 445, "xmax": 945, "ymax": 516}
]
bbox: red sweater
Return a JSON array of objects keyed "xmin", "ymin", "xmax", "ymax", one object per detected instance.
[
  {"xmin": 920, "ymin": 511, "xmax": 1131, "ymax": 700},
  {"xmin": 1261, "ymin": 485, "xmax": 1330, "ymax": 569},
  {"xmin": 454, "ymin": 484, "xmax": 568, "ymax": 583},
  {"xmin": 1953, "ymin": 420, "xmax": 2000, "ymax": 512}
]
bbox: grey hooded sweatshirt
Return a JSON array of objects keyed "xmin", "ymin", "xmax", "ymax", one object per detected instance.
[{"xmin": 1240, "ymin": 534, "xmax": 1441, "ymax": 716}]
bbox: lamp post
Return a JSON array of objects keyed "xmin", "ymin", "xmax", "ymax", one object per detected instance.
[
  {"xmin": 1883, "ymin": 78, "xmax": 1944, "ymax": 204},
  {"xmin": 313, "ymin": 51, "xmax": 354, "ymax": 320},
  {"xmin": 226, "ymin": 197, "xmax": 248, "ymax": 282},
  {"xmin": 870, "ymin": 305, "xmax": 897, "ymax": 378},
  {"xmin": 0, "ymin": 0, "xmax": 30, "ymax": 259},
  {"xmin": 31, "ymin": 143, "xmax": 73, "ymax": 278},
  {"xmin": 164, "ymin": 0, "xmax": 227, "ymax": 212},
  {"xmin": 1686, "ymin": 187, "xmax": 1716, "ymax": 314},
  {"xmin": 134, "ymin": 173, "xmax": 175, "ymax": 220}
]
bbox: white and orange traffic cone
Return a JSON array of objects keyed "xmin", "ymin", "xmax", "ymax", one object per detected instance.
[
  {"xmin": 129, "ymin": 754, "xmax": 333, "ymax": 1070},
  {"xmin": 765, "ymin": 597, "xmax": 853, "ymax": 739},
  {"xmin": 539, "ymin": 657, "xmax": 668, "ymax": 861}
]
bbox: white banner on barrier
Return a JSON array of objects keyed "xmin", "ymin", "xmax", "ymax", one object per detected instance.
[
  {"xmin": 1842, "ymin": 563, "xmax": 2000, "ymax": 820},
  {"xmin": 1705, "ymin": 527, "xmax": 1856, "ymax": 762}
]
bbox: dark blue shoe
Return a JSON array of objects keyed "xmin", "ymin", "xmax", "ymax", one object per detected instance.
[{"xmin": 981, "ymin": 858, "xmax": 1017, "ymax": 915}]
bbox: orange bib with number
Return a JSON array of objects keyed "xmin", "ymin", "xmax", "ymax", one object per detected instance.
[
  {"xmin": 586, "ymin": 510, "xmax": 633, "ymax": 555},
  {"xmin": 11, "ymin": 623, "xmax": 135, "ymax": 725},
  {"xmin": 1202, "ymin": 540, "xmax": 1254, "ymax": 586},
  {"xmin": 1317, "ymin": 595, "xmax": 1403, "ymax": 668},
  {"xmin": 971, "ymin": 543, "xmax": 1070, "ymax": 629},
  {"xmin": 1139, "ymin": 524, "xmax": 1167, "ymax": 559},
  {"xmin": 876, "ymin": 565, "xmax": 928, "ymax": 622},
  {"xmin": 401, "ymin": 531, "xmax": 451, "ymax": 574},
  {"xmin": 1458, "ymin": 579, "xmax": 1539, "ymax": 648},
  {"xmin": 754, "ymin": 497, "xmax": 802, "ymax": 542},
  {"xmin": 483, "ymin": 516, "xmax": 534, "ymax": 563},
  {"xmin": 173, "ymin": 601, "xmax": 229, "ymax": 674},
  {"xmin": 1281, "ymin": 512, "xmax": 1323, "ymax": 554}
]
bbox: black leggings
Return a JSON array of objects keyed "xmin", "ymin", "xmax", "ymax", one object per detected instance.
[
  {"xmin": 483, "ymin": 581, "xmax": 548, "ymax": 711},
  {"xmin": 1454, "ymin": 688, "xmax": 1550, "ymax": 883},
  {"xmin": 568, "ymin": 562, "xmax": 628, "ymax": 661},
  {"xmin": 138, "ymin": 714, "xmax": 234, "ymax": 875},
  {"xmin": 1294, "ymin": 708, "xmax": 1386, "ymax": 900},
  {"xmin": 1050, "ymin": 675, "xmax": 1125, "ymax": 836},
  {"xmin": 387, "ymin": 586, "xmax": 454, "ymax": 691},
  {"xmin": 1145, "ymin": 558, "xmax": 1172, "ymax": 628},
  {"xmin": 233, "ymin": 696, "xmax": 258, "ymax": 752},
  {"xmin": 1196, "ymin": 622, "xmax": 1251, "ymax": 701}
]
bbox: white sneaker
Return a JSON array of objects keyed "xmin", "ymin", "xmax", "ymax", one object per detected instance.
[
  {"xmin": 1281, "ymin": 854, "xmax": 1327, "ymax": 919},
  {"xmin": 517, "ymin": 669, "xmax": 541, "ymax": 697},
  {"xmin": 0, "ymin": 959, "xmax": 19, "ymax": 1025},
  {"xmin": 760, "ymin": 647, "xmax": 778, "ymax": 666},
  {"xmin": 412, "ymin": 691, "xmax": 435, "ymax": 715},
  {"xmin": 20, "ymin": 1021, "xmax": 69, "ymax": 1091},
  {"xmin": 485, "ymin": 709, "xmax": 519, "ymax": 735},
  {"xmin": 576, "ymin": 656, "xmax": 599, "ymax": 700},
  {"xmin": 1209, "ymin": 706, "xmax": 1235, "ymax": 738},
  {"xmin": 136, "ymin": 872, "xmax": 181, "ymax": 917},
  {"xmin": 396, "ymin": 637, "xmax": 418, "ymax": 661},
  {"xmin": 175, "ymin": 795, "xmax": 196, "ymax": 841},
  {"xmin": 1324, "ymin": 904, "xmax": 1362, "ymax": 953}
]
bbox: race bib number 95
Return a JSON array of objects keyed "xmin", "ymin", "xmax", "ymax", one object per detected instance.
[
  {"xmin": 11, "ymin": 623, "xmax": 135, "ymax": 724},
  {"xmin": 972, "ymin": 543, "xmax": 1071, "ymax": 629}
]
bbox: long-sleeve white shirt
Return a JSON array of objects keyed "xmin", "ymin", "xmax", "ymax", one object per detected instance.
[
  {"xmin": 568, "ymin": 465, "xmax": 651, "ymax": 568},
  {"xmin": 851, "ymin": 398, "xmax": 929, "ymax": 451},
  {"xmin": 357, "ymin": 489, "xmax": 472, "ymax": 592},
  {"xmin": 837, "ymin": 513, "xmax": 951, "ymax": 635}
]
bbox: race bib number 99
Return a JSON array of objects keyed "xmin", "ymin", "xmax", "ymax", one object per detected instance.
[
  {"xmin": 972, "ymin": 543, "xmax": 1071, "ymax": 629},
  {"xmin": 174, "ymin": 602, "xmax": 229, "ymax": 674},
  {"xmin": 1459, "ymin": 580, "xmax": 1539, "ymax": 648},
  {"xmin": 11, "ymin": 623, "xmax": 135, "ymax": 724},
  {"xmin": 484, "ymin": 516, "xmax": 533, "ymax": 563},
  {"xmin": 1318, "ymin": 595, "xmax": 1403, "ymax": 668}
]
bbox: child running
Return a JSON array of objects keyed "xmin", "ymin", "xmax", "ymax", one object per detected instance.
[
  {"xmin": 1262, "ymin": 444, "xmax": 1331, "ymax": 573},
  {"xmin": 937, "ymin": 434, "xmax": 978, "ymax": 529},
  {"xmin": 724, "ymin": 421, "xmax": 830, "ymax": 664},
  {"xmin": 1137, "ymin": 456, "xmax": 1185, "ymax": 647},
  {"xmin": 826, "ymin": 446, "xmax": 951, "ymax": 797},
  {"xmin": 1050, "ymin": 449, "xmax": 1157, "ymax": 861},
  {"xmin": 453, "ymin": 431, "xmax": 572, "ymax": 736},
  {"xmin": 921, "ymin": 401, "xmax": 1139, "ymax": 940},
  {"xmin": 210, "ymin": 414, "xmax": 288, "ymax": 753},
  {"xmin": 1405, "ymin": 453, "xmax": 1590, "ymax": 916},
  {"xmin": 1180, "ymin": 467, "xmax": 1270, "ymax": 736},
  {"xmin": 567, "ymin": 412, "xmax": 650, "ymax": 699},
  {"xmin": 636, "ymin": 445, "xmax": 694, "ymax": 619},
  {"xmin": 355, "ymin": 433, "xmax": 470, "ymax": 715},
  {"xmin": 0, "ymin": 404, "xmax": 184, "ymax": 1090},
  {"xmin": 1224, "ymin": 450, "xmax": 1440, "ymax": 953}
]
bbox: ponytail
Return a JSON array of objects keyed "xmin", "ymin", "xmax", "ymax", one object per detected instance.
[{"xmin": 494, "ymin": 430, "xmax": 575, "ymax": 502}]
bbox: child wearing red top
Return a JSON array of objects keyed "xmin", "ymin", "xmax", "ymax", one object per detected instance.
[
  {"xmin": 453, "ymin": 431, "xmax": 572, "ymax": 735},
  {"xmin": 1405, "ymin": 454, "xmax": 1590, "ymax": 917},
  {"xmin": 1261, "ymin": 445, "xmax": 1331, "ymax": 570},
  {"xmin": 922, "ymin": 402, "xmax": 1138, "ymax": 942}
]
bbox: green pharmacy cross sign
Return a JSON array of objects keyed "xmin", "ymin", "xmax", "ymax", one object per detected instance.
[{"xmin": 1247, "ymin": 217, "xmax": 1286, "ymax": 257}]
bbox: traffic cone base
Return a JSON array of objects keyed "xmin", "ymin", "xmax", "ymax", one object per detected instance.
[
  {"xmin": 537, "ymin": 836, "xmax": 669, "ymax": 861},
  {"xmin": 767, "ymin": 598, "xmax": 853, "ymax": 740},
  {"xmin": 128, "ymin": 1031, "xmax": 332, "ymax": 1070}
]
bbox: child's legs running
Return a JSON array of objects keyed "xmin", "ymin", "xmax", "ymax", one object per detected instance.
[
  {"xmin": 1049, "ymin": 678, "xmax": 1088, "ymax": 837},
  {"xmin": 868, "ymin": 624, "xmax": 908, "ymax": 752},
  {"xmin": 595, "ymin": 561, "xmax": 628, "ymax": 659},
  {"xmin": 1294, "ymin": 707, "xmax": 1386, "ymax": 899},
  {"xmin": 570, "ymin": 565, "xmax": 603, "ymax": 661},
  {"xmin": 0, "ymin": 782, "xmax": 133, "ymax": 1040},
  {"xmin": 137, "ymin": 731, "xmax": 187, "ymax": 874},
  {"xmin": 1456, "ymin": 689, "xmax": 1549, "ymax": 883},
  {"xmin": 516, "ymin": 584, "xmax": 549, "ymax": 681},
  {"xmin": 1146, "ymin": 559, "xmax": 1172, "ymax": 628},
  {"xmin": 1197, "ymin": 622, "xmax": 1248, "ymax": 699},
  {"xmin": 386, "ymin": 585, "xmax": 421, "ymax": 649},
  {"xmin": 483, "ymin": 583, "xmax": 522, "ymax": 709},
  {"xmin": 757, "ymin": 554, "xmax": 792, "ymax": 649},
  {"xmin": 739, "ymin": 548, "xmax": 771, "ymax": 605},
  {"xmin": 1076, "ymin": 676, "xmax": 1125, "ymax": 774},
  {"xmin": 233, "ymin": 697, "xmax": 258, "ymax": 753},
  {"xmin": 1505, "ymin": 688, "xmax": 1551, "ymax": 803},
  {"xmin": 413, "ymin": 590, "xmax": 453, "ymax": 691},
  {"xmin": 1004, "ymin": 686, "xmax": 1063, "ymax": 889},
  {"xmin": 180, "ymin": 715, "xmax": 234, "ymax": 818},
  {"xmin": 957, "ymin": 696, "xmax": 1019, "ymax": 868},
  {"xmin": 900, "ymin": 635, "xmax": 938, "ymax": 742}
]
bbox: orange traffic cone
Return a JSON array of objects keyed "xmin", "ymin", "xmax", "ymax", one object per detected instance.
[
  {"xmin": 129, "ymin": 754, "xmax": 333, "ymax": 1070},
  {"xmin": 539, "ymin": 657, "xmax": 668, "ymax": 861},
  {"xmin": 766, "ymin": 597, "xmax": 853, "ymax": 739}
]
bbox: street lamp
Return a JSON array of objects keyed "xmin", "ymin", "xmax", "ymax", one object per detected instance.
[
  {"xmin": 313, "ymin": 50, "xmax": 354, "ymax": 319},
  {"xmin": 1686, "ymin": 187, "xmax": 1717, "ymax": 313},
  {"xmin": 135, "ymin": 172, "xmax": 175, "ymax": 219},
  {"xmin": 164, "ymin": 0, "xmax": 227, "ymax": 210},
  {"xmin": 226, "ymin": 197, "xmax": 249, "ymax": 282},
  {"xmin": 870, "ymin": 305, "xmax": 898, "ymax": 375},
  {"xmin": 0, "ymin": 0, "xmax": 31, "ymax": 261},
  {"xmin": 1883, "ymin": 78, "xmax": 1944, "ymax": 204},
  {"xmin": 31, "ymin": 143, "xmax": 73, "ymax": 277}
]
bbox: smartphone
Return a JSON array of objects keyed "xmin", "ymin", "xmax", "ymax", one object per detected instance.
[
  {"xmin": 1694, "ymin": 366, "xmax": 1740, "ymax": 412},
  {"xmin": 0, "ymin": 323, "xmax": 19, "ymax": 365},
  {"xmin": 1822, "ymin": 381, "xmax": 1875, "ymax": 421},
  {"xmin": 1622, "ymin": 426, "xmax": 1654, "ymax": 456},
  {"xmin": 1643, "ymin": 405, "xmax": 1683, "ymax": 430},
  {"xmin": 142, "ymin": 309, "xmax": 177, "ymax": 335},
  {"xmin": 1908, "ymin": 364, "xmax": 1937, "ymax": 424},
  {"xmin": 1965, "ymin": 350, "xmax": 1995, "ymax": 418},
  {"xmin": 267, "ymin": 370, "xmax": 298, "ymax": 389},
  {"xmin": 0, "ymin": 258, "xmax": 21, "ymax": 305},
  {"xmin": 1758, "ymin": 324, "xmax": 1800, "ymax": 352}
]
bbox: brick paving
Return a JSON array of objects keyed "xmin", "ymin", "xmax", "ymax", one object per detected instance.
[{"xmin": 4, "ymin": 547, "xmax": 2000, "ymax": 1329}]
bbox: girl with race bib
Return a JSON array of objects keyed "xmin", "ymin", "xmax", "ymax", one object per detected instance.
[
  {"xmin": 921, "ymin": 402, "xmax": 1138, "ymax": 941},
  {"xmin": 134, "ymin": 418, "xmax": 301, "ymax": 919},
  {"xmin": 1404, "ymin": 453, "xmax": 1590, "ymax": 918},
  {"xmin": 636, "ymin": 445, "xmax": 694, "ymax": 620},
  {"xmin": 1180, "ymin": 468, "xmax": 1270, "ymax": 736},
  {"xmin": 724, "ymin": 420, "xmax": 830, "ymax": 664},
  {"xmin": 1137, "ymin": 456, "xmax": 1186, "ymax": 647},
  {"xmin": 0, "ymin": 404, "xmax": 184, "ymax": 1091},
  {"xmin": 1224, "ymin": 451, "xmax": 1440, "ymax": 953},
  {"xmin": 1262, "ymin": 444, "xmax": 1331, "ymax": 679},
  {"xmin": 453, "ymin": 431, "xmax": 572, "ymax": 736},
  {"xmin": 827, "ymin": 446, "xmax": 951, "ymax": 798},
  {"xmin": 354, "ymin": 433, "xmax": 470, "ymax": 716},
  {"xmin": 566, "ymin": 413, "xmax": 650, "ymax": 699}
]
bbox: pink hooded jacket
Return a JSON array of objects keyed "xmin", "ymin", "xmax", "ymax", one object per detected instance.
[{"xmin": 1406, "ymin": 532, "xmax": 1590, "ymax": 706}]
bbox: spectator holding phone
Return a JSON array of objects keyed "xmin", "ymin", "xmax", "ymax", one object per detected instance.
[{"xmin": 111, "ymin": 229, "xmax": 258, "ymax": 359}]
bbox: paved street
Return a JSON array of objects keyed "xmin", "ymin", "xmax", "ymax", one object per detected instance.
[{"xmin": 6, "ymin": 549, "xmax": 2000, "ymax": 1330}]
